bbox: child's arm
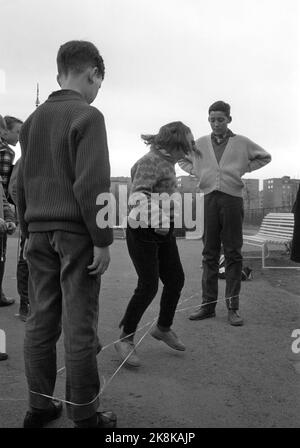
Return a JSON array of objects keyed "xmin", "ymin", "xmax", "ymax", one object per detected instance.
[
  {"xmin": 3, "ymin": 191, "xmax": 15, "ymax": 221},
  {"xmin": 247, "ymin": 139, "xmax": 271, "ymax": 172},
  {"xmin": 16, "ymin": 158, "xmax": 28, "ymax": 238},
  {"xmin": 2, "ymin": 190, "xmax": 16, "ymax": 234},
  {"xmin": 178, "ymin": 151, "xmax": 197, "ymax": 176},
  {"xmin": 73, "ymin": 108, "xmax": 113, "ymax": 248}
]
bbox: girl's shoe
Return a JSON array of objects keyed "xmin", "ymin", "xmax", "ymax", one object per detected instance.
[
  {"xmin": 114, "ymin": 340, "xmax": 141, "ymax": 367},
  {"xmin": 150, "ymin": 327, "xmax": 186, "ymax": 351}
]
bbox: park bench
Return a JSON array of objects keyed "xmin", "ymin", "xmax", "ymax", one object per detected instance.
[{"xmin": 243, "ymin": 212, "xmax": 299, "ymax": 269}]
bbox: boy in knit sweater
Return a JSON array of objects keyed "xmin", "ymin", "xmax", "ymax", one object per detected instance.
[
  {"xmin": 17, "ymin": 41, "xmax": 116, "ymax": 428},
  {"xmin": 179, "ymin": 101, "xmax": 271, "ymax": 326}
]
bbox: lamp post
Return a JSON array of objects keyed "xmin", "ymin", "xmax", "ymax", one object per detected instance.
[{"xmin": 35, "ymin": 82, "xmax": 40, "ymax": 108}]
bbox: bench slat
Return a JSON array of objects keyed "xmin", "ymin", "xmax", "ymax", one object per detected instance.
[{"xmin": 243, "ymin": 212, "xmax": 294, "ymax": 246}]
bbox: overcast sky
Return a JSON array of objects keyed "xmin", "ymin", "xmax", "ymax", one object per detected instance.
[{"xmin": 1, "ymin": 0, "xmax": 299, "ymax": 180}]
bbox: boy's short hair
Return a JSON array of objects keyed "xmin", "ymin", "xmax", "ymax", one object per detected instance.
[
  {"xmin": 4, "ymin": 116, "xmax": 23, "ymax": 130},
  {"xmin": 208, "ymin": 101, "xmax": 231, "ymax": 118},
  {"xmin": 0, "ymin": 115, "xmax": 7, "ymax": 131},
  {"xmin": 57, "ymin": 40, "xmax": 105, "ymax": 79}
]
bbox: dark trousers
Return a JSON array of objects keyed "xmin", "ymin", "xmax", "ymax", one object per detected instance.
[
  {"xmin": 17, "ymin": 235, "xmax": 29, "ymax": 311},
  {"xmin": 24, "ymin": 231, "xmax": 101, "ymax": 421},
  {"xmin": 202, "ymin": 191, "xmax": 244, "ymax": 311},
  {"xmin": 0, "ymin": 234, "xmax": 7, "ymax": 297},
  {"xmin": 120, "ymin": 227, "xmax": 185, "ymax": 335}
]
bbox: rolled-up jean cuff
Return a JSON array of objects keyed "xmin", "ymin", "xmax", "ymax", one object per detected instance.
[
  {"xmin": 67, "ymin": 397, "xmax": 100, "ymax": 422},
  {"xmin": 29, "ymin": 391, "xmax": 55, "ymax": 410},
  {"xmin": 226, "ymin": 297, "xmax": 239, "ymax": 310}
]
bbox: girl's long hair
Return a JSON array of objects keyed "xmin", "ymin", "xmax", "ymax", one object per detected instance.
[{"xmin": 141, "ymin": 121, "xmax": 191, "ymax": 155}]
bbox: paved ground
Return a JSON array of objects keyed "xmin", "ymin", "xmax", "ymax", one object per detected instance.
[{"xmin": 0, "ymin": 234, "xmax": 300, "ymax": 428}]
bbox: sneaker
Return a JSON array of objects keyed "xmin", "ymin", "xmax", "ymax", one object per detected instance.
[
  {"xmin": 74, "ymin": 411, "xmax": 117, "ymax": 428},
  {"xmin": 228, "ymin": 310, "xmax": 244, "ymax": 326},
  {"xmin": 114, "ymin": 340, "xmax": 141, "ymax": 367},
  {"xmin": 23, "ymin": 399, "xmax": 63, "ymax": 428},
  {"xmin": 189, "ymin": 306, "xmax": 216, "ymax": 321},
  {"xmin": 150, "ymin": 327, "xmax": 186, "ymax": 351}
]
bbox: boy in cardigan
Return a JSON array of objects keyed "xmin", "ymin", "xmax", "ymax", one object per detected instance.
[
  {"xmin": 17, "ymin": 41, "xmax": 116, "ymax": 428},
  {"xmin": 179, "ymin": 101, "xmax": 271, "ymax": 326}
]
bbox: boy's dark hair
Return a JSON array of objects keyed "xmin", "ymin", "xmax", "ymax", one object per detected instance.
[
  {"xmin": 57, "ymin": 40, "xmax": 105, "ymax": 79},
  {"xmin": 4, "ymin": 116, "xmax": 23, "ymax": 130},
  {"xmin": 141, "ymin": 121, "xmax": 192, "ymax": 155},
  {"xmin": 209, "ymin": 101, "xmax": 231, "ymax": 118}
]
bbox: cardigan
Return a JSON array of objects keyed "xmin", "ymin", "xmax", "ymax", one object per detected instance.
[{"xmin": 179, "ymin": 134, "xmax": 271, "ymax": 198}]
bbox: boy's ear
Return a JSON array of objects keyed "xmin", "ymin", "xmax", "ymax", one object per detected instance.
[
  {"xmin": 88, "ymin": 67, "xmax": 102, "ymax": 85},
  {"xmin": 87, "ymin": 67, "xmax": 98, "ymax": 84},
  {"xmin": 228, "ymin": 116, "xmax": 232, "ymax": 123}
]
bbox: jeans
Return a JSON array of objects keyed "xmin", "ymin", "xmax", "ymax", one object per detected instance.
[
  {"xmin": 17, "ymin": 235, "xmax": 29, "ymax": 311},
  {"xmin": 120, "ymin": 227, "xmax": 185, "ymax": 335},
  {"xmin": 24, "ymin": 231, "xmax": 101, "ymax": 422},
  {"xmin": 201, "ymin": 191, "xmax": 244, "ymax": 311}
]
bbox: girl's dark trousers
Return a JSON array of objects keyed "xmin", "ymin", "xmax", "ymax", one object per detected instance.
[{"xmin": 120, "ymin": 226, "xmax": 185, "ymax": 335}]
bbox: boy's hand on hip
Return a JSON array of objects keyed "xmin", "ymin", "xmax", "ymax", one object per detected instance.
[{"xmin": 88, "ymin": 246, "xmax": 110, "ymax": 276}]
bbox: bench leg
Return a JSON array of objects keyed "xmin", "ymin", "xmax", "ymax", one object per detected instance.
[{"xmin": 262, "ymin": 243, "xmax": 266, "ymax": 268}]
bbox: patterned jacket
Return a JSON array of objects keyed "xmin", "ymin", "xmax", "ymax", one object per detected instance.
[{"xmin": 0, "ymin": 138, "xmax": 15, "ymax": 196}]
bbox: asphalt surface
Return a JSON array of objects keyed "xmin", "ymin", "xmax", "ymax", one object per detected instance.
[{"xmin": 0, "ymin": 235, "xmax": 300, "ymax": 428}]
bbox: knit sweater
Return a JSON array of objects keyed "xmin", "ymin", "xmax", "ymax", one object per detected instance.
[
  {"xmin": 179, "ymin": 134, "xmax": 271, "ymax": 197},
  {"xmin": 128, "ymin": 147, "xmax": 179, "ymax": 228},
  {"xmin": 17, "ymin": 89, "xmax": 113, "ymax": 247}
]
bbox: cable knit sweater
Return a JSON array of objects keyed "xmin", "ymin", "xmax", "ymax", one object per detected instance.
[
  {"xmin": 179, "ymin": 134, "xmax": 271, "ymax": 197},
  {"xmin": 17, "ymin": 89, "xmax": 113, "ymax": 247}
]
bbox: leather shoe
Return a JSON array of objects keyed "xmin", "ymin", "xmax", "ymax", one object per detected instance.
[
  {"xmin": 114, "ymin": 340, "xmax": 141, "ymax": 367},
  {"xmin": 0, "ymin": 293, "xmax": 15, "ymax": 307},
  {"xmin": 189, "ymin": 306, "xmax": 216, "ymax": 321},
  {"xmin": 228, "ymin": 310, "xmax": 244, "ymax": 326},
  {"xmin": 23, "ymin": 399, "xmax": 63, "ymax": 428},
  {"xmin": 0, "ymin": 352, "xmax": 8, "ymax": 361},
  {"xmin": 150, "ymin": 327, "xmax": 186, "ymax": 351},
  {"xmin": 74, "ymin": 411, "xmax": 117, "ymax": 428}
]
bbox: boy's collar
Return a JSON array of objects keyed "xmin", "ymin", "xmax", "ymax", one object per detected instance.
[{"xmin": 211, "ymin": 129, "xmax": 235, "ymax": 143}]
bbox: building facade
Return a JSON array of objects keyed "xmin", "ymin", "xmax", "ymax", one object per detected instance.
[
  {"xmin": 242, "ymin": 178, "xmax": 260, "ymax": 209},
  {"xmin": 263, "ymin": 176, "xmax": 300, "ymax": 209}
]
